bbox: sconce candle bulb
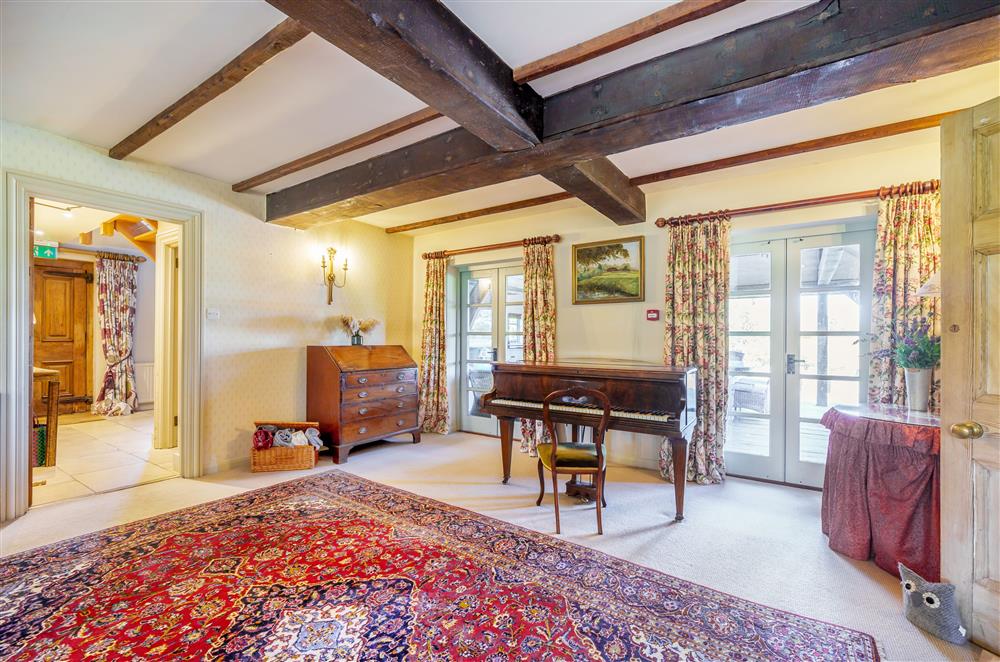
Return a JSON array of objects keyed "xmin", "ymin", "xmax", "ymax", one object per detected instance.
[{"xmin": 321, "ymin": 246, "xmax": 348, "ymax": 305}]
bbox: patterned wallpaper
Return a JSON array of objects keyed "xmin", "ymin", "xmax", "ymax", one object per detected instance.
[{"xmin": 1, "ymin": 121, "xmax": 413, "ymax": 471}]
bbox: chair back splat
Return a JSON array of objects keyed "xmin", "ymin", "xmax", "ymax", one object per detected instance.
[{"xmin": 538, "ymin": 387, "xmax": 612, "ymax": 535}]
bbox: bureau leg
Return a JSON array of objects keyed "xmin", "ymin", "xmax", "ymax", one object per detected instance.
[
  {"xmin": 412, "ymin": 430, "xmax": 421, "ymax": 444},
  {"xmin": 669, "ymin": 437, "xmax": 688, "ymax": 521},
  {"xmin": 499, "ymin": 417, "xmax": 514, "ymax": 484},
  {"xmin": 332, "ymin": 445, "xmax": 349, "ymax": 464}
]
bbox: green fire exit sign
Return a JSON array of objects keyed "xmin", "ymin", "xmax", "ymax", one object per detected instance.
[{"xmin": 33, "ymin": 242, "xmax": 58, "ymax": 259}]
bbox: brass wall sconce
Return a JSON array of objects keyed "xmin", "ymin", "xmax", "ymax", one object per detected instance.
[{"xmin": 321, "ymin": 247, "xmax": 348, "ymax": 304}]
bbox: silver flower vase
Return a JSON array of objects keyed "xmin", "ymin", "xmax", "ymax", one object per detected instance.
[{"xmin": 905, "ymin": 368, "xmax": 931, "ymax": 412}]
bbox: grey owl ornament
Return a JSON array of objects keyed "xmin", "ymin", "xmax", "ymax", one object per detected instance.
[{"xmin": 898, "ymin": 563, "xmax": 967, "ymax": 645}]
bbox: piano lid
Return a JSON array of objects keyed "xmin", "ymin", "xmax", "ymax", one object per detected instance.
[{"xmin": 491, "ymin": 359, "xmax": 696, "ymax": 379}]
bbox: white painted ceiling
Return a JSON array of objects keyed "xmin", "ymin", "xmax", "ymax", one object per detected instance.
[
  {"xmin": 2, "ymin": 1, "xmax": 997, "ymax": 234},
  {"xmin": 32, "ymin": 198, "xmax": 133, "ymax": 249}
]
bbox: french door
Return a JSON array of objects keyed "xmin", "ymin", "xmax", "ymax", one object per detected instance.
[
  {"xmin": 726, "ymin": 230, "xmax": 874, "ymax": 487},
  {"xmin": 460, "ymin": 265, "xmax": 524, "ymax": 435}
]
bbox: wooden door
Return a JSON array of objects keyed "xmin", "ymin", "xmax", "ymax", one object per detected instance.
[
  {"xmin": 940, "ymin": 97, "xmax": 999, "ymax": 654},
  {"xmin": 32, "ymin": 257, "xmax": 92, "ymax": 415}
]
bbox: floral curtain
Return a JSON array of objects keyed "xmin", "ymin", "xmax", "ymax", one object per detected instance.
[
  {"xmin": 519, "ymin": 236, "xmax": 557, "ymax": 455},
  {"xmin": 94, "ymin": 254, "xmax": 139, "ymax": 416},
  {"xmin": 659, "ymin": 213, "xmax": 730, "ymax": 485},
  {"xmin": 419, "ymin": 253, "xmax": 450, "ymax": 434},
  {"xmin": 868, "ymin": 181, "xmax": 941, "ymax": 411}
]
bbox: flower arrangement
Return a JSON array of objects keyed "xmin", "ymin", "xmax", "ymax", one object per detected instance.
[
  {"xmin": 872, "ymin": 315, "xmax": 941, "ymax": 369},
  {"xmin": 340, "ymin": 315, "xmax": 379, "ymax": 338}
]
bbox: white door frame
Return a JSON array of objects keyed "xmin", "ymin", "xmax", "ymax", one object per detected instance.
[
  {"xmin": 1, "ymin": 171, "xmax": 204, "ymax": 521},
  {"xmin": 153, "ymin": 227, "xmax": 180, "ymax": 454}
]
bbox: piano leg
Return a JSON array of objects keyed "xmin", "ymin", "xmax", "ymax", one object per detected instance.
[
  {"xmin": 669, "ymin": 436, "xmax": 689, "ymax": 521},
  {"xmin": 499, "ymin": 417, "xmax": 514, "ymax": 484}
]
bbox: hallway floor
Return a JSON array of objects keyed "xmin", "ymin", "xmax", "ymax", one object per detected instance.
[{"xmin": 31, "ymin": 410, "xmax": 179, "ymax": 505}]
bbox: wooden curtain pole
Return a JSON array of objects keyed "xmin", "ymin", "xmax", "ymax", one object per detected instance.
[
  {"xmin": 422, "ymin": 234, "xmax": 560, "ymax": 259},
  {"xmin": 655, "ymin": 180, "xmax": 939, "ymax": 227},
  {"xmin": 56, "ymin": 246, "xmax": 147, "ymax": 262}
]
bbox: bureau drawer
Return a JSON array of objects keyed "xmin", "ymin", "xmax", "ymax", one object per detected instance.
[
  {"xmin": 344, "ymin": 368, "xmax": 417, "ymax": 389},
  {"xmin": 342, "ymin": 381, "xmax": 418, "ymax": 402},
  {"xmin": 342, "ymin": 396, "xmax": 417, "ymax": 422},
  {"xmin": 341, "ymin": 412, "xmax": 418, "ymax": 444}
]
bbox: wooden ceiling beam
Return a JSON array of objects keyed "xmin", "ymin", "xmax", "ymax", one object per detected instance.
[
  {"xmin": 109, "ymin": 18, "xmax": 309, "ymax": 160},
  {"xmin": 385, "ymin": 193, "xmax": 573, "ymax": 234},
  {"xmin": 268, "ymin": 0, "xmax": 541, "ymax": 152},
  {"xmin": 383, "ymin": 110, "xmax": 957, "ymax": 234},
  {"xmin": 629, "ymin": 112, "xmax": 955, "ymax": 186},
  {"xmin": 266, "ymin": 14, "xmax": 998, "ymax": 227},
  {"xmin": 514, "ymin": 0, "xmax": 743, "ymax": 83},
  {"xmin": 232, "ymin": 107, "xmax": 442, "ymax": 192},
  {"xmin": 543, "ymin": 157, "xmax": 645, "ymax": 224},
  {"xmin": 543, "ymin": 0, "xmax": 997, "ymax": 139}
]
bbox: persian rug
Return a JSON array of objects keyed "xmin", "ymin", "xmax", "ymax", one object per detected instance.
[{"xmin": 0, "ymin": 471, "xmax": 879, "ymax": 660}]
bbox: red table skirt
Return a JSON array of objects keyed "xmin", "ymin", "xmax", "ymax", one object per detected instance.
[{"xmin": 820, "ymin": 408, "xmax": 940, "ymax": 581}]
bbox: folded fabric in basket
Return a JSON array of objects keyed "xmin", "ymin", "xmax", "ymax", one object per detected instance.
[
  {"xmin": 305, "ymin": 428, "xmax": 322, "ymax": 449},
  {"xmin": 273, "ymin": 429, "xmax": 294, "ymax": 447},
  {"xmin": 289, "ymin": 430, "xmax": 309, "ymax": 447},
  {"xmin": 252, "ymin": 428, "xmax": 274, "ymax": 450}
]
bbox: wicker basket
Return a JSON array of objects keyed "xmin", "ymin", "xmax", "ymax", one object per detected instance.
[{"xmin": 250, "ymin": 420, "xmax": 321, "ymax": 472}]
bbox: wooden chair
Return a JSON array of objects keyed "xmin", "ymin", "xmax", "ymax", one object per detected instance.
[{"xmin": 536, "ymin": 387, "xmax": 611, "ymax": 535}]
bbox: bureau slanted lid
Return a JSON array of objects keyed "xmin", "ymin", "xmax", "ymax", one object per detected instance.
[{"xmin": 314, "ymin": 345, "xmax": 416, "ymax": 372}]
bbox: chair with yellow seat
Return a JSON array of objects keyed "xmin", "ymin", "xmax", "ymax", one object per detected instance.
[{"xmin": 536, "ymin": 387, "xmax": 611, "ymax": 535}]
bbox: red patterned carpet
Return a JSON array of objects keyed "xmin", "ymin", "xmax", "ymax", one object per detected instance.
[{"xmin": 0, "ymin": 471, "xmax": 879, "ymax": 660}]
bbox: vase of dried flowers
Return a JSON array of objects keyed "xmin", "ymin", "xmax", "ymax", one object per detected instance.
[
  {"xmin": 340, "ymin": 316, "xmax": 379, "ymax": 346},
  {"xmin": 872, "ymin": 315, "xmax": 941, "ymax": 412}
]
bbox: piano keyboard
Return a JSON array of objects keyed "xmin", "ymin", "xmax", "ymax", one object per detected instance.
[{"xmin": 489, "ymin": 399, "xmax": 674, "ymax": 423}]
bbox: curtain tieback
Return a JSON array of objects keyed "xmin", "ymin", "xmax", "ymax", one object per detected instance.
[{"xmin": 107, "ymin": 352, "xmax": 132, "ymax": 368}]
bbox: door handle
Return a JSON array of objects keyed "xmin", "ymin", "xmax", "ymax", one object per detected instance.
[
  {"xmin": 491, "ymin": 348, "xmax": 499, "ymax": 362},
  {"xmin": 949, "ymin": 421, "xmax": 984, "ymax": 439},
  {"xmin": 786, "ymin": 354, "xmax": 806, "ymax": 375}
]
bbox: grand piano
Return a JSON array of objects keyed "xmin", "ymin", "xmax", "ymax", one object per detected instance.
[{"xmin": 481, "ymin": 360, "xmax": 698, "ymax": 521}]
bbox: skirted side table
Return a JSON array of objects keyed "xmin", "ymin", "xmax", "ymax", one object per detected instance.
[{"xmin": 820, "ymin": 405, "xmax": 940, "ymax": 581}]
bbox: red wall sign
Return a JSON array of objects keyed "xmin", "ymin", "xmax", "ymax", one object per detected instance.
[{"xmin": 646, "ymin": 309, "xmax": 660, "ymax": 321}]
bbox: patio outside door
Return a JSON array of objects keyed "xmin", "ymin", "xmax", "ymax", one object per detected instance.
[
  {"xmin": 459, "ymin": 266, "xmax": 524, "ymax": 435},
  {"xmin": 725, "ymin": 230, "xmax": 874, "ymax": 487}
]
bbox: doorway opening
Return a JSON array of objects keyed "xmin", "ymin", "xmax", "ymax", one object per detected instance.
[
  {"xmin": 1, "ymin": 171, "xmax": 204, "ymax": 522},
  {"xmin": 725, "ymin": 228, "xmax": 876, "ymax": 488},
  {"xmin": 29, "ymin": 197, "xmax": 182, "ymax": 505},
  {"xmin": 459, "ymin": 263, "xmax": 524, "ymax": 435}
]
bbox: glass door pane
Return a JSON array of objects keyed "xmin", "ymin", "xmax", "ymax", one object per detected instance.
[
  {"xmin": 785, "ymin": 232, "xmax": 874, "ymax": 487},
  {"xmin": 724, "ymin": 240, "xmax": 786, "ymax": 481},
  {"xmin": 459, "ymin": 265, "xmax": 525, "ymax": 436},
  {"xmin": 461, "ymin": 269, "xmax": 498, "ymax": 435}
]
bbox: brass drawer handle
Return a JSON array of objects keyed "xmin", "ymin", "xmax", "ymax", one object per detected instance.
[
  {"xmin": 397, "ymin": 373, "xmax": 406, "ymax": 380},
  {"xmin": 396, "ymin": 419, "xmax": 405, "ymax": 426},
  {"xmin": 359, "ymin": 426, "xmax": 367, "ymax": 435},
  {"xmin": 359, "ymin": 407, "xmax": 369, "ymax": 415},
  {"xmin": 358, "ymin": 391, "xmax": 368, "ymax": 398},
  {"xmin": 397, "ymin": 402, "xmax": 404, "ymax": 408},
  {"xmin": 396, "ymin": 386, "xmax": 405, "ymax": 393},
  {"xmin": 358, "ymin": 376, "xmax": 368, "ymax": 384}
]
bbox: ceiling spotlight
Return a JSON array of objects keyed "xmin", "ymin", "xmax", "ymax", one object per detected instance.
[{"xmin": 62, "ymin": 210, "xmax": 73, "ymax": 218}]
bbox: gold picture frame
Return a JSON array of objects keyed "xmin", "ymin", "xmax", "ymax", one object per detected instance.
[{"xmin": 572, "ymin": 236, "xmax": 645, "ymax": 304}]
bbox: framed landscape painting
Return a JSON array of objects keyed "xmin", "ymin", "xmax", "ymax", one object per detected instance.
[{"xmin": 572, "ymin": 236, "xmax": 645, "ymax": 304}]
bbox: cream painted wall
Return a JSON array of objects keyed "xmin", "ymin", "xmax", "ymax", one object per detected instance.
[
  {"xmin": 410, "ymin": 132, "xmax": 942, "ymax": 468},
  {"xmin": 3, "ymin": 121, "xmax": 413, "ymax": 472}
]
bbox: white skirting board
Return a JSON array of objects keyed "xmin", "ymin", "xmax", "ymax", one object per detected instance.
[{"xmin": 135, "ymin": 362, "xmax": 154, "ymax": 408}]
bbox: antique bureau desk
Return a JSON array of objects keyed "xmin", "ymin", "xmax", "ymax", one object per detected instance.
[{"xmin": 307, "ymin": 345, "xmax": 420, "ymax": 463}]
